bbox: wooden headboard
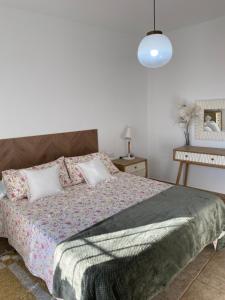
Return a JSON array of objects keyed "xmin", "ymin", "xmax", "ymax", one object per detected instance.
[{"xmin": 0, "ymin": 129, "xmax": 98, "ymax": 177}]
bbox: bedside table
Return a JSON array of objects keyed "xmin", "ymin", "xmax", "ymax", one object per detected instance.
[{"xmin": 113, "ymin": 157, "xmax": 148, "ymax": 178}]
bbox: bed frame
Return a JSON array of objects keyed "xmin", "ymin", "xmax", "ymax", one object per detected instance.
[{"xmin": 0, "ymin": 129, "xmax": 98, "ymax": 178}]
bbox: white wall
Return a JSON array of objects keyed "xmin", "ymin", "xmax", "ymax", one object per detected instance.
[
  {"xmin": 148, "ymin": 16, "xmax": 225, "ymax": 193},
  {"xmin": 4, "ymin": 5, "xmax": 225, "ymax": 194},
  {"xmin": 0, "ymin": 7, "xmax": 148, "ymax": 158}
]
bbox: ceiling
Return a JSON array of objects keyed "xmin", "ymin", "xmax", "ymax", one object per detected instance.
[{"xmin": 0, "ymin": 0, "xmax": 225, "ymax": 35}]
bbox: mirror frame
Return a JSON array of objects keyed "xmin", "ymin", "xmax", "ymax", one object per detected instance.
[{"xmin": 195, "ymin": 99, "xmax": 225, "ymax": 141}]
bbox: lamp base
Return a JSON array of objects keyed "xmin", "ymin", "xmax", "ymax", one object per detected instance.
[{"xmin": 123, "ymin": 155, "xmax": 135, "ymax": 160}]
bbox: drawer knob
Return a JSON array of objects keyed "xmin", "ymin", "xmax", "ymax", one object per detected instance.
[
  {"xmin": 211, "ymin": 158, "xmax": 214, "ymax": 161},
  {"xmin": 135, "ymin": 166, "xmax": 137, "ymax": 169},
  {"xmin": 185, "ymin": 155, "xmax": 188, "ymax": 158}
]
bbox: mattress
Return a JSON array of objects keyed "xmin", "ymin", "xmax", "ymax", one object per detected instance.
[{"xmin": 0, "ymin": 172, "xmax": 171, "ymax": 292}]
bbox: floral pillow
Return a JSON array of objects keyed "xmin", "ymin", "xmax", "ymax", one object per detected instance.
[
  {"xmin": 2, "ymin": 157, "xmax": 72, "ymax": 201},
  {"xmin": 65, "ymin": 152, "xmax": 119, "ymax": 185}
]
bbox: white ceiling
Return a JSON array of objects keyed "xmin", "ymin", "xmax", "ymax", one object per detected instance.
[{"xmin": 0, "ymin": 0, "xmax": 225, "ymax": 35}]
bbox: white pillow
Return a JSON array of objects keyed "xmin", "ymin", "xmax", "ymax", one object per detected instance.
[
  {"xmin": 76, "ymin": 158, "xmax": 113, "ymax": 187},
  {"xmin": 0, "ymin": 180, "xmax": 6, "ymax": 199},
  {"xmin": 22, "ymin": 164, "xmax": 63, "ymax": 202}
]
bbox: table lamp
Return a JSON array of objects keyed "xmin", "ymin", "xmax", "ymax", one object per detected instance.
[{"xmin": 123, "ymin": 127, "xmax": 135, "ymax": 160}]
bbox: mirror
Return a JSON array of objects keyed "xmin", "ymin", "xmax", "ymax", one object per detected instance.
[
  {"xmin": 195, "ymin": 99, "xmax": 225, "ymax": 140},
  {"xmin": 204, "ymin": 109, "xmax": 225, "ymax": 132}
]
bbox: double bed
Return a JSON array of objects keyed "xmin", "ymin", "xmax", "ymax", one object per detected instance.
[
  {"xmin": 0, "ymin": 129, "xmax": 224, "ymax": 300},
  {"xmin": 0, "ymin": 171, "xmax": 170, "ymax": 292}
]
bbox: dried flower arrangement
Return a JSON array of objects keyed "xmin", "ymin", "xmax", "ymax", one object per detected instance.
[{"xmin": 178, "ymin": 104, "xmax": 201, "ymax": 145}]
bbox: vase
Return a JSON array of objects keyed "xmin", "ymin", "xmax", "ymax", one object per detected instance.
[{"xmin": 184, "ymin": 130, "xmax": 190, "ymax": 146}]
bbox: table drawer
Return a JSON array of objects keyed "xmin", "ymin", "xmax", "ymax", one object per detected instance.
[
  {"xmin": 125, "ymin": 162, "xmax": 146, "ymax": 173},
  {"xmin": 175, "ymin": 151, "xmax": 225, "ymax": 166}
]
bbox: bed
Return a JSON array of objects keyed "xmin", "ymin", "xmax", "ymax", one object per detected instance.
[{"xmin": 0, "ymin": 129, "xmax": 225, "ymax": 300}]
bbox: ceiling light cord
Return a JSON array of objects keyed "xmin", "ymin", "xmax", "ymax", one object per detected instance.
[{"xmin": 154, "ymin": 0, "xmax": 156, "ymax": 31}]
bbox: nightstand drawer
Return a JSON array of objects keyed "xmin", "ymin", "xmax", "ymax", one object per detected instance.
[
  {"xmin": 125, "ymin": 162, "xmax": 146, "ymax": 173},
  {"xmin": 130, "ymin": 169, "xmax": 146, "ymax": 177}
]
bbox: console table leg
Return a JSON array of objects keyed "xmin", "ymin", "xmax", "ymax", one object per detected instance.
[
  {"xmin": 184, "ymin": 163, "xmax": 189, "ymax": 186},
  {"xmin": 176, "ymin": 162, "xmax": 183, "ymax": 185}
]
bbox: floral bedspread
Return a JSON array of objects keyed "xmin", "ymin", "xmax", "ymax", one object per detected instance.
[{"xmin": 0, "ymin": 172, "xmax": 171, "ymax": 293}]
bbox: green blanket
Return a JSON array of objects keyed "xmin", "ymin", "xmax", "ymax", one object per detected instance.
[{"xmin": 53, "ymin": 186, "xmax": 225, "ymax": 300}]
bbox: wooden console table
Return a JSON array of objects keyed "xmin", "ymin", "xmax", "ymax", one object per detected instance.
[{"xmin": 173, "ymin": 146, "xmax": 225, "ymax": 186}]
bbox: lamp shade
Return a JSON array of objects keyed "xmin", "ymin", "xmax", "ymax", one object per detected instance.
[
  {"xmin": 124, "ymin": 127, "xmax": 132, "ymax": 140},
  {"xmin": 137, "ymin": 33, "xmax": 173, "ymax": 68}
]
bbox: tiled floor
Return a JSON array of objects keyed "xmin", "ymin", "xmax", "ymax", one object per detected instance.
[
  {"xmin": 154, "ymin": 245, "xmax": 225, "ymax": 300},
  {"xmin": 1, "ymin": 238, "xmax": 225, "ymax": 299}
]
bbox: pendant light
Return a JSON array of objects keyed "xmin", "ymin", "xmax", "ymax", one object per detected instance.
[{"xmin": 137, "ymin": 0, "xmax": 173, "ymax": 68}]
